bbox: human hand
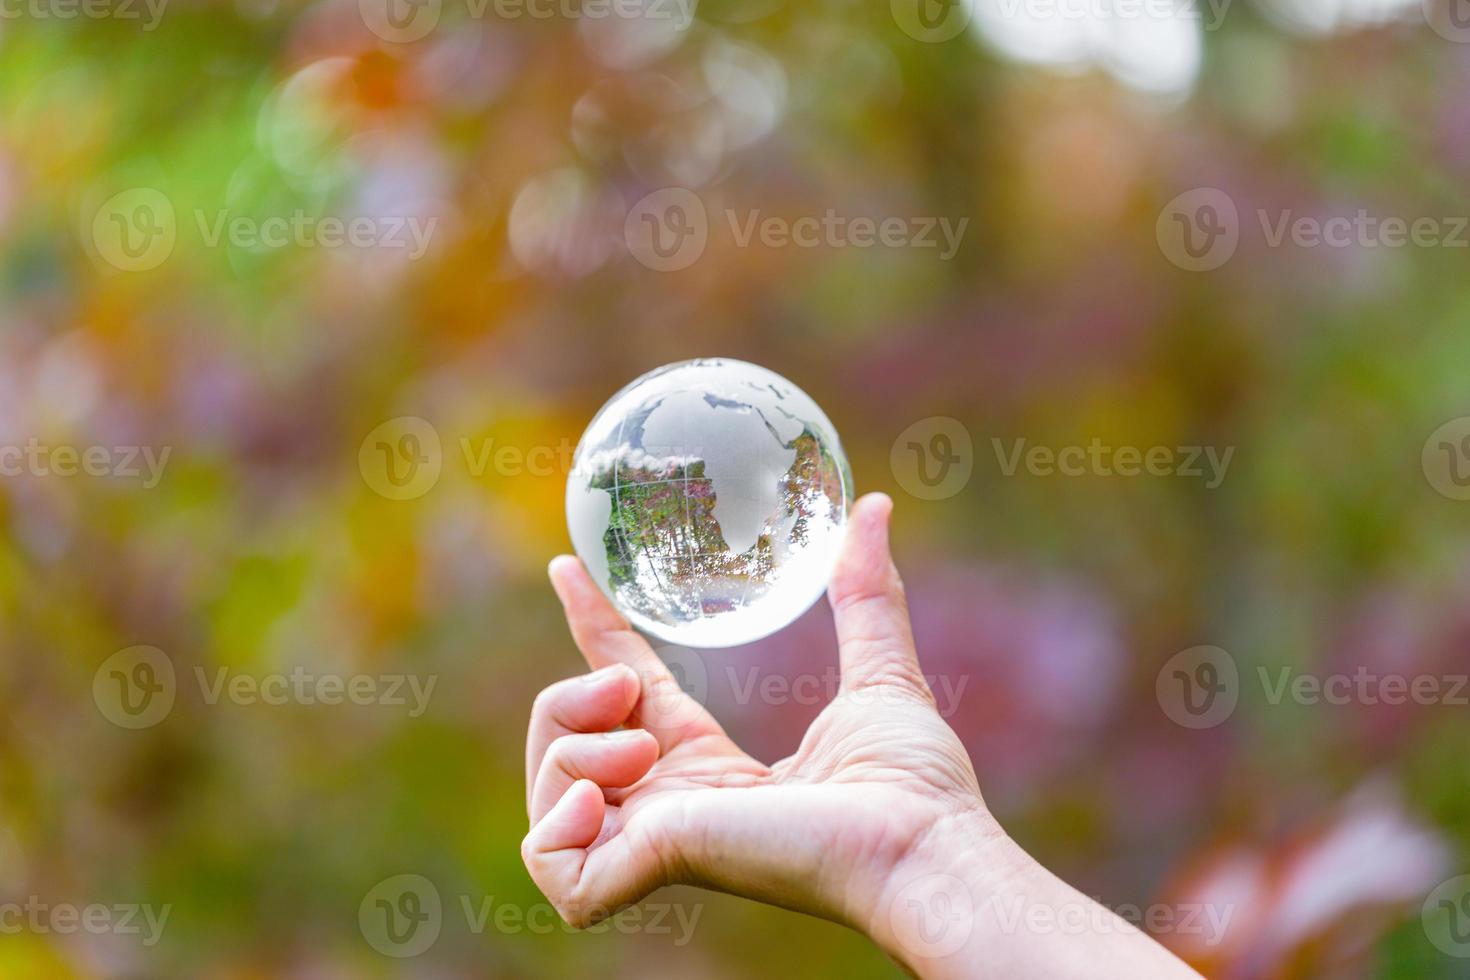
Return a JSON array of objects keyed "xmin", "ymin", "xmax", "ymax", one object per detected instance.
[{"xmin": 523, "ymin": 493, "xmax": 1200, "ymax": 979}]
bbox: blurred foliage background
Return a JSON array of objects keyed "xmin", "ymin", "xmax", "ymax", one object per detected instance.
[{"xmin": 2, "ymin": 0, "xmax": 1470, "ymax": 975}]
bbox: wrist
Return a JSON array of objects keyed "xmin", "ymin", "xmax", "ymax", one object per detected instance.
[
  {"xmin": 862, "ymin": 805, "xmax": 1040, "ymax": 978},
  {"xmin": 860, "ymin": 806, "xmax": 1204, "ymax": 980}
]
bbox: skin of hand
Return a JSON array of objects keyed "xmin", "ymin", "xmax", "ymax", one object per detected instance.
[{"xmin": 523, "ymin": 493, "xmax": 1202, "ymax": 979}]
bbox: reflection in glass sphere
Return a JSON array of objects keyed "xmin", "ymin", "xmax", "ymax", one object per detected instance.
[{"xmin": 567, "ymin": 359, "xmax": 852, "ymax": 647}]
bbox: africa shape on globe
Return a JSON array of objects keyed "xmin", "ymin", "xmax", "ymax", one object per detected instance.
[{"xmin": 567, "ymin": 359, "xmax": 852, "ymax": 648}]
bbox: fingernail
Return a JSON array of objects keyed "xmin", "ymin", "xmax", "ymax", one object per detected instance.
[
  {"xmin": 576, "ymin": 664, "xmax": 634, "ymax": 687},
  {"xmin": 573, "ymin": 667, "xmax": 613, "ymax": 686},
  {"xmin": 547, "ymin": 556, "xmax": 575, "ymax": 594},
  {"xmin": 599, "ymin": 729, "xmax": 646, "ymax": 742}
]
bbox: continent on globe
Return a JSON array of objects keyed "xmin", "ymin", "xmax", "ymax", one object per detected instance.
[{"xmin": 567, "ymin": 359, "xmax": 852, "ymax": 648}]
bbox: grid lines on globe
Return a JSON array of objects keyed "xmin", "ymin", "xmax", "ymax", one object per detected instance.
[{"xmin": 592, "ymin": 397, "xmax": 847, "ymax": 632}]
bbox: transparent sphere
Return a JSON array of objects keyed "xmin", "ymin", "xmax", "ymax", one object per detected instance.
[{"xmin": 566, "ymin": 358, "xmax": 853, "ymax": 647}]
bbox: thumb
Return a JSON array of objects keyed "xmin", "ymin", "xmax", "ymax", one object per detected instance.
[{"xmin": 828, "ymin": 493, "xmax": 933, "ymax": 703}]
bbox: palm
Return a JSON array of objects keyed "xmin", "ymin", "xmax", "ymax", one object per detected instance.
[
  {"xmin": 616, "ymin": 689, "xmax": 974, "ymax": 807},
  {"xmin": 614, "ymin": 694, "xmax": 980, "ymax": 908}
]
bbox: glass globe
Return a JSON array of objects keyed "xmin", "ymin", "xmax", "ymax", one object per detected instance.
[{"xmin": 566, "ymin": 358, "xmax": 853, "ymax": 647}]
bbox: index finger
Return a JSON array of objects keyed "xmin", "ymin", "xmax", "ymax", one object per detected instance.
[
  {"xmin": 547, "ymin": 556, "xmax": 673, "ymax": 678},
  {"xmin": 547, "ymin": 556, "xmax": 723, "ymax": 749}
]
